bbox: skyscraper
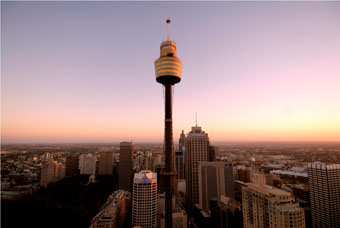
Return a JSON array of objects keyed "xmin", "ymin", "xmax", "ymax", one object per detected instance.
[
  {"xmin": 185, "ymin": 125, "xmax": 210, "ymax": 213},
  {"xmin": 242, "ymin": 183, "xmax": 305, "ymax": 228},
  {"xmin": 176, "ymin": 130, "xmax": 186, "ymax": 180},
  {"xmin": 179, "ymin": 130, "xmax": 185, "ymax": 151},
  {"xmin": 119, "ymin": 141, "xmax": 134, "ymax": 191},
  {"xmin": 198, "ymin": 162, "xmax": 234, "ymax": 213},
  {"xmin": 65, "ymin": 154, "xmax": 79, "ymax": 176},
  {"xmin": 132, "ymin": 171, "xmax": 158, "ymax": 228},
  {"xmin": 99, "ymin": 151, "xmax": 114, "ymax": 175},
  {"xmin": 307, "ymin": 163, "xmax": 340, "ymax": 228},
  {"xmin": 40, "ymin": 162, "xmax": 56, "ymax": 187},
  {"xmin": 79, "ymin": 154, "xmax": 97, "ymax": 175},
  {"xmin": 154, "ymin": 19, "xmax": 183, "ymax": 227},
  {"xmin": 208, "ymin": 145, "xmax": 219, "ymax": 161},
  {"xmin": 175, "ymin": 150, "xmax": 185, "ymax": 179},
  {"xmin": 40, "ymin": 161, "xmax": 65, "ymax": 187},
  {"xmin": 54, "ymin": 162, "xmax": 65, "ymax": 182}
]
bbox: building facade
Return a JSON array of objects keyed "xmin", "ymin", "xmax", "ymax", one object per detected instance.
[
  {"xmin": 118, "ymin": 141, "xmax": 134, "ymax": 191},
  {"xmin": 99, "ymin": 151, "xmax": 114, "ymax": 175},
  {"xmin": 307, "ymin": 163, "xmax": 340, "ymax": 228},
  {"xmin": 90, "ymin": 190, "xmax": 130, "ymax": 228},
  {"xmin": 132, "ymin": 171, "xmax": 157, "ymax": 228},
  {"xmin": 176, "ymin": 150, "xmax": 185, "ymax": 180},
  {"xmin": 65, "ymin": 155, "xmax": 79, "ymax": 177},
  {"xmin": 40, "ymin": 162, "xmax": 56, "ymax": 187},
  {"xmin": 242, "ymin": 183, "xmax": 305, "ymax": 228},
  {"xmin": 79, "ymin": 154, "xmax": 97, "ymax": 175},
  {"xmin": 40, "ymin": 161, "xmax": 65, "ymax": 187},
  {"xmin": 210, "ymin": 196, "xmax": 243, "ymax": 228},
  {"xmin": 185, "ymin": 126, "xmax": 211, "ymax": 213},
  {"xmin": 198, "ymin": 162, "xmax": 234, "ymax": 213}
]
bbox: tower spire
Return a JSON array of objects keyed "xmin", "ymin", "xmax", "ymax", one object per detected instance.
[
  {"xmin": 196, "ymin": 112, "xmax": 197, "ymax": 127},
  {"xmin": 166, "ymin": 18, "xmax": 171, "ymax": 41}
]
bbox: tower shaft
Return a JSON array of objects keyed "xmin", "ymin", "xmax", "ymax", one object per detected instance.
[{"xmin": 164, "ymin": 83, "xmax": 174, "ymax": 228}]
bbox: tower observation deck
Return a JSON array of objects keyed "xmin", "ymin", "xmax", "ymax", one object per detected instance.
[
  {"xmin": 154, "ymin": 19, "xmax": 182, "ymax": 228},
  {"xmin": 155, "ymin": 19, "xmax": 183, "ymax": 85}
]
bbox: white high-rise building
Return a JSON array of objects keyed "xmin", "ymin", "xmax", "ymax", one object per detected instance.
[
  {"xmin": 242, "ymin": 183, "xmax": 305, "ymax": 228},
  {"xmin": 308, "ymin": 163, "xmax": 340, "ymax": 228},
  {"xmin": 185, "ymin": 125, "xmax": 210, "ymax": 212},
  {"xmin": 132, "ymin": 171, "xmax": 157, "ymax": 228},
  {"xmin": 79, "ymin": 154, "xmax": 97, "ymax": 175}
]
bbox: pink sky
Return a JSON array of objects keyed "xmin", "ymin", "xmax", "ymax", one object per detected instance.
[{"xmin": 2, "ymin": 2, "xmax": 340, "ymax": 143}]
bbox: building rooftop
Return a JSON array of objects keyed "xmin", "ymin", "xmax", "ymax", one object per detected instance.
[
  {"xmin": 134, "ymin": 170, "xmax": 157, "ymax": 183},
  {"xmin": 270, "ymin": 170, "xmax": 308, "ymax": 178},
  {"xmin": 247, "ymin": 183, "xmax": 291, "ymax": 198},
  {"xmin": 308, "ymin": 162, "xmax": 340, "ymax": 170}
]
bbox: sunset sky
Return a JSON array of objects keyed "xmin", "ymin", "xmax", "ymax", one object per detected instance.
[{"xmin": 2, "ymin": 1, "xmax": 340, "ymax": 143}]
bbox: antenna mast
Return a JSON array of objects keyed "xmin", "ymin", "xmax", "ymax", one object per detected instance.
[
  {"xmin": 195, "ymin": 112, "xmax": 197, "ymax": 127},
  {"xmin": 166, "ymin": 18, "xmax": 171, "ymax": 40}
]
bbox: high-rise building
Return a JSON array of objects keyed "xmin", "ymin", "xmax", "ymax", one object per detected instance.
[
  {"xmin": 179, "ymin": 130, "xmax": 186, "ymax": 179},
  {"xmin": 119, "ymin": 141, "xmax": 134, "ymax": 191},
  {"xmin": 65, "ymin": 154, "xmax": 79, "ymax": 176},
  {"xmin": 175, "ymin": 150, "xmax": 185, "ymax": 179},
  {"xmin": 99, "ymin": 151, "xmax": 114, "ymax": 175},
  {"xmin": 40, "ymin": 161, "xmax": 65, "ymax": 187},
  {"xmin": 307, "ymin": 163, "xmax": 340, "ymax": 228},
  {"xmin": 90, "ymin": 190, "xmax": 130, "ymax": 228},
  {"xmin": 185, "ymin": 125, "xmax": 211, "ymax": 213},
  {"xmin": 40, "ymin": 162, "xmax": 56, "ymax": 187},
  {"xmin": 179, "ymin": 130, "xmax": 185, "ymax": 150},
  {"xmin": 242, "ymin": 183, "xmax": 305, "ymax": 228},
  {"xmin": 79, "ymin": 154, "xmax": 97, "ymax": 175},
  {"xmin": 208, "ymin": 145, "xmax": 219, "ymax": 161},
  {"xmin": 237, "ymin": 167, "xmax": 251, "ymax": 183},
  {"xmin": 132, "ymin": 171, "xmax": 157, "ymax": 228},
  {"xmin": 144, "ymin": 153, "xmax": 156, "ymax": 172},
  {"xmin": 54, "ymin": 162, "xmax": 65, "ymax": 182},
  {"xmin": 198, "ymin": 162, "xmax": 234, "ymax": 213}
]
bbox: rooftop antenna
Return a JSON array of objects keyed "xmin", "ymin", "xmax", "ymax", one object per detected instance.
[
  {"xmin": 195, "ymin": 112, "xmax": 197, "ymax": 127},
  {"xmin": 166, "ymin": 18, "xmax": 171, "ymax": 41}
]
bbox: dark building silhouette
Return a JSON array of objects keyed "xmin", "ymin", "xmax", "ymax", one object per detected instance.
[
  {"xmin": 65, "ymin": 154, "xmax": 79, "ymax": 177},
  {"xmin": 175, "ymin": 150, "xmax": 185, "ymax": 179},
  {"xmin": 99, "ymin": 151, "xmax": 114, "ymax": 175},
  {"xmin": 237, "ymin": 168, "xmax": 251, "ymax": 183},
  {"xmin": 156, "ymin": 163, "xmax": 166, "ymax": 194},
  {"xmin": 210, "ymin": 197, "xmax": 243, "ymax": 228},
  {"xmin": 209, "ymin": 145, "xmax": 219, "ymax": 161},
  {"xmin": 118, "ymin": 141, "xmax": 134, "ymax": 191}
]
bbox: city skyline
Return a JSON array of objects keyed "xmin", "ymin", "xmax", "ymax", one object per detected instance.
[{"xmin": 2, "ymin": 1, "xmax": 340, "ymax": 143}]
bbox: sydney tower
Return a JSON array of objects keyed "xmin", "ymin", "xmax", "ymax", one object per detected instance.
[{"xmin": 154, "ymin": 19, "xmax": 183, "ymax": 228}]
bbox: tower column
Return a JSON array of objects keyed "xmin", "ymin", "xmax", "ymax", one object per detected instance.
[{"xmin": 164, "ymin": 83, "xmax": 174, "ymax": 228}]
